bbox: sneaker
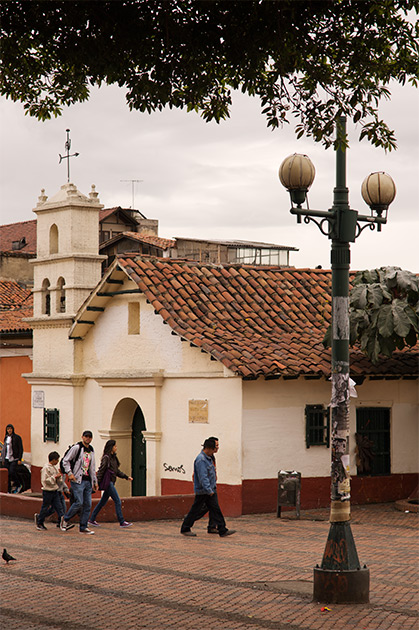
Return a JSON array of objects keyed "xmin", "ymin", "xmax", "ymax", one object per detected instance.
[
  {"xmin": 63, "ymin": 522, "xmax": 75, "ymax": 531},
  {"xmin": 120, "ymin": 521, "xmax": 132, "ymax": 528},
  {"xmin": 207, "ymin": 527, "xmax": 218, "ymax": 534},
  {"xmin": 36, "ymin": 523, "xmax": 47, "ymax": 531},
  {"xmin": 79, "ymin": 528, "xmax": 95, "ymax": 534},
  {"xmin": 60, "ymin": 516, "xmax": 70, "ymax": 531},
  {"xmin": 219, "ymin": 529, "xmax": 236, "ymax": 537},
  {"xmin": 88, "ymin": 520, "xmax": 100, "ymax": 527},
  {"xmin": 181, "ymin": 531, "xmax": 197, "ymax": 537}
]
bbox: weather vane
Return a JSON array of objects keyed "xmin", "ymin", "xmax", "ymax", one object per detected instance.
[{"xmin": 59, "ymin": 129, "xmax": 79, "ymax": 183}]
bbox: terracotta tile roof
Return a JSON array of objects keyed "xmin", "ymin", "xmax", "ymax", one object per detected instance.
[
  {"xmin": 0, "ymin": 220, "xmax": 36, "ymax": 254},
  {"xmin": 102, "ymin": 231, "xmax": 175, "ymax": 250},
  {"xmin": 116, "ymin": 255, "xmax": 418, "ymax": 379},
  {"xmin": 0, "ymin": 280, "xmax": 33, "ymax": 333}
]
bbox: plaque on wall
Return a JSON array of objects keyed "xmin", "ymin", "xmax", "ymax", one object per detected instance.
[
  {"xmin": 189, "ymin": 399, "xmax": 208, "ymax": 423},
  {"xmin": 33, "ymin": 390, "xmax": 45, "ymax": 408}
]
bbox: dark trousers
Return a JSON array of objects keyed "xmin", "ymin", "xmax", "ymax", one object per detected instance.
[
  {"xmin": 44, "ymin": 492, "xmax": 67, "ymax": 525},
  {"xmin": 37, "ymin": 490, "xmax": 65, "ymax": 525},
  {"xmin": 4, "ymin": 459, "xmax": 19, "ymax": 492},
  {"xmin": 195, "ymin": 491, "xmax": 219, "ymax": 531},
  {"xmin": 181, "ymin": 493, "xmax": 227, "ymax": 535}
]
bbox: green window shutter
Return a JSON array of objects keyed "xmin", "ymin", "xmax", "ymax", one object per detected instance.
[{"xmin": 43, "ymin": 408, "xmax": 59, "ymax": 443}]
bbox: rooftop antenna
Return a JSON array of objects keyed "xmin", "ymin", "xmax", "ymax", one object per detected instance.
[
  {"xmin": 59, "ymin": 129, "xmax": 79, "ymax": 183},
  {"xmin": 120, "ymin": 179, "xmax": 143, "ymax": 209}
]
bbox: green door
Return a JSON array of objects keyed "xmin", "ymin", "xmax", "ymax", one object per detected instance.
[{"xmin": 131, "ymin": 406, "xmax": 146, "ymax": 496}]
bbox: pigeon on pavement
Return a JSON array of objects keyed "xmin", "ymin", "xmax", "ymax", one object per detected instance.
[{"xmin": 2, "ymin": 548, "xmax": 16, "ymax": 563}]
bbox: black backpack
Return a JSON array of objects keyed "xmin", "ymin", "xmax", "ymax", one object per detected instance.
[{"xmin": 60, "ymin": 442, "xmax": 83, "ymax": 474}]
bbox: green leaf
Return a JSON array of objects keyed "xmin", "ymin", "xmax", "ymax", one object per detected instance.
[
  {"xmin": 379, "ymin": 335, "xmax": 397, "ymax": 358},
  {"xmin": 405, "ymin": 327, "xmax": 418, "ymax": 348},
  {"xmin": 375, "ymin": 304, "xmax": 394, "ymax": 337},
  {"xmin": 392, "ymin": 300, "xmax": 414, "ymax": 337},
  {"xmin": 366, "ymin": 284, "xmax": 386, "ymax": 308},
  {"xmin": 350, "ymin": 285, "xmax": 368, "ymax": 309}
]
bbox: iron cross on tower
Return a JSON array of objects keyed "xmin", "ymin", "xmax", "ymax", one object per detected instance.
[{"xmin": 59, "ymin": 129, "xmax": 79, "ymax": 183}]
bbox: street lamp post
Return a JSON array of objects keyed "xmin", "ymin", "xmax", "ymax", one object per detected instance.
[{"xmin": 279, "ymin": 117, "xmax": 396, "ymax": 604}]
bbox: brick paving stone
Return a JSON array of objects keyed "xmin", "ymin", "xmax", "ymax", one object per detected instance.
[{"xmin": 1, "ymin": 503, "xmax": 418, "ymax": 630}]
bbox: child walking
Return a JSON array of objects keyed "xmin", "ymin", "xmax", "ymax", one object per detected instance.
[
  {"xmin": 89, "ymin": 440, "xmax": 133, "ymax": 528},
  {"xmin": 35, "ymin": 451, "xmax": 74, "ymax": 531}
]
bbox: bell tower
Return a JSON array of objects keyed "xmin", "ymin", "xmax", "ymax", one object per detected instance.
[
  {"xmin": 31, "ymin": 182, "xmax": 106, "ymax": 319},
  {"xmin": 24, "ymin": 181, "xmax": 107, "ymax": 492},
  {"xmin": 27, "ymin": 182, "xmax": 106, "ymax": 375}
]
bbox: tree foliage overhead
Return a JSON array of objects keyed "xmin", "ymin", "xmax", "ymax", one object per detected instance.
[
  {"xmin": 1, "ymin": 1, "xmax": 418, "ymax": 149},
  {"xmin": 324, "ymin": 267, "xmax": 419, "ymax": 364}
]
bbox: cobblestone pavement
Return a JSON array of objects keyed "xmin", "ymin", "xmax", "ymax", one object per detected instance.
[{"xmin": 0, "ymin": 503, "xmax": 417, "ymax": 630}]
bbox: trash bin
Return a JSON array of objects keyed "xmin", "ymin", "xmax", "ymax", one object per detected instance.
[{"xmin": 277, "ymin": 470, "xmax": 301, "ymax": 518}]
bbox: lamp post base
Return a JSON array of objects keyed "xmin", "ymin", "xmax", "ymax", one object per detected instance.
[{"xmin": 313, "ymin": 566, "xmax": 370, "ymax": 604}]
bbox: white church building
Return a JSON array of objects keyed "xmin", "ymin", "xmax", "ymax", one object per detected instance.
[{"xmin": 24, "ymin": 182, "xmax": 418, "ymax": 516}]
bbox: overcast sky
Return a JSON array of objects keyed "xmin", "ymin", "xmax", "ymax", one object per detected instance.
[{"xmin": 0, "ymin": 81, "xmax": 418, "ymax": 272}]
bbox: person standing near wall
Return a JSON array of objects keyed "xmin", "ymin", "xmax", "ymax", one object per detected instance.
[
  {"xmin": 1, "ymin": 424, "xmax": 24, "ymax": 493},
  {"xmin": 180, "ymin": 438, "xmax": 236, "ymax": 538}
]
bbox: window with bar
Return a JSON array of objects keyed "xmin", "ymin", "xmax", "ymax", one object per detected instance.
[
  {"xmin": 356, "ymin": 407, "xmax": 390, "ymax": 476},
  {"xmin": 43, "ymin": 408, "xmax": 59, "ymax": 443},
  {"xmin": 305, "ymin": 404, "xmax": 330, "ymax": 448}
]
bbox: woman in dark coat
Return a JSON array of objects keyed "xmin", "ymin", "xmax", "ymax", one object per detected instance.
[
  {"xmin": 88, "ymin": 439, "xmax": 133, "ymax": 528},
  {"xmin": 1, "ymin": 424, "xmax": 24, "ymax": 493}
]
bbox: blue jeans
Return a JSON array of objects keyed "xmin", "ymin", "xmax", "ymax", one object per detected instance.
[
  {"xmin": 44, "ymin": 492, "xmax": 67, "ymax": 525},
  {"xmin": 64, "ymin": 480, "xmax": 92, "ymax": 531},
  {"xmin": 90, "ymin": 482, "xmax": 124, "ymax": 524},
  {"xmin": 37, "ymin": 490, "xmax": 65, "ymax": 525}
]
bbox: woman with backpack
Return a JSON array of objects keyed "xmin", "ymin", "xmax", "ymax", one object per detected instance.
[{"xmin": 88, "ymin": 439, "xmax": 133, "ymax": 528}]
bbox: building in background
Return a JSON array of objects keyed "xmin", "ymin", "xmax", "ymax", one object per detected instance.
[
  {"xmin": 0, "ymin": 279, "xmax": 32, "ymax": 454},
  {"xmin": 14, "ymin": 182, "xmax": 417, "ymax": 514}
]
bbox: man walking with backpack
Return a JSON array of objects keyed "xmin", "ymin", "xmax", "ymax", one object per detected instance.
[{"xmin": 60, "ymin": 431, "xmax": 98, "ymax": 535}]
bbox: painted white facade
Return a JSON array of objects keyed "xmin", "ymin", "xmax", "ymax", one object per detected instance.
[
  {"xmin": 242, "ymin": 377, "xmax": 418, "ymax": 479},
  {"xmin": 24, "ymin": 182, "xmax": 418, "ymax": 505}
]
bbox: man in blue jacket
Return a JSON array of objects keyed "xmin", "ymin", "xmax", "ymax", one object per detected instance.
[{"xmin": 180, "ymin": 438, "xmax": 236, "ymax": 537}]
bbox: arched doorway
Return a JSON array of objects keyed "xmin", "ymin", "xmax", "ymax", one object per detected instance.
[
  {"xmin": 132, "ymin": 406, "xmax": 146, "ymax": 496},
  {"xmin": 109, "ymin": 398, "xmax": 147, "ymax": 497}
]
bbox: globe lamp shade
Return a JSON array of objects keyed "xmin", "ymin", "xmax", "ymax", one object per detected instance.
[
  {"xmin": 361, "ymin": 172, "xmax": 396, "ymax": 216},
  {"xmin": 279, "ymin": 153, "xmax": 316, "ymax": 206}
]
